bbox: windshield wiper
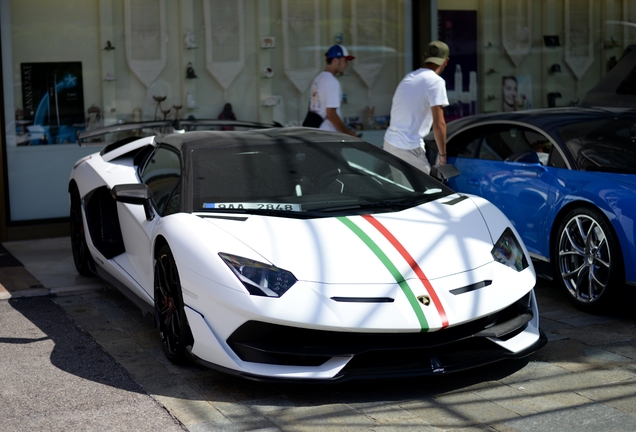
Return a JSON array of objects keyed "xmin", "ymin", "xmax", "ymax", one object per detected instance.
[{"xmin": 313, "ymin": 199, "xmax": 420, "ymax": 213}]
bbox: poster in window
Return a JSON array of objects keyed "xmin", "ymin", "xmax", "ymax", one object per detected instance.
[
  {"xmin": 438, "ymin": 10, "xmax": 478, "ymax": 121},
  {"xmin": 20, "ymin": 62, "xmax": 85, "ymax": 145},
  {"xmin": 502, "ymin": 75, "xmax": 533, "ymax": 112}
]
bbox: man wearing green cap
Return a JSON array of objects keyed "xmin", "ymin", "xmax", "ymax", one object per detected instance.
[{"xmin": 383, "ymin": 40, "xmax": 450, "ymax": 174}]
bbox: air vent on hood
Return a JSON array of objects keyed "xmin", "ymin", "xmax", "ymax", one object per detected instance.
[
  {"xmin": 449, "ymin": 280, "xmax": 492, "ymax": 295},
  {"xmin": 331, "ymin": 297, "xmax": 394, "ymax": 303},
  {"xmin": 443, "ymin": 195, "xmax": 469, "ymax": 206}
]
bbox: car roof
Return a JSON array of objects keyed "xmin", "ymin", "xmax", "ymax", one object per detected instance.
[
  {"xmin": 443, "ymin": 107, "xmax": 635, "ymax": 137},
  {"xmin": 156, "ymin": 127, "xmax": 364, "ymax": 153}
]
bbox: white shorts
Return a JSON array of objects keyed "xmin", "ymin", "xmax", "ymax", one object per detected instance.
[{"xmin": 383, "ymin": 140, "xmax": 431, "ymax": 174}]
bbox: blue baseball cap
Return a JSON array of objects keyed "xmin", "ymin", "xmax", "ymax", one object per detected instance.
[{"xmin": 325, "ymin": 44, "xmax": 355, "ymax": 60}]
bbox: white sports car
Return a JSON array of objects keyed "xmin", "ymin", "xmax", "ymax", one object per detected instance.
[{"xmin": 70, "ymin": 122, "xmax": 546, "ymax": 382}]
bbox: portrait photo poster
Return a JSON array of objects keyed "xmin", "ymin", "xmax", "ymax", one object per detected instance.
[{"xmin": 502, "ymin": 75, "xmax": 533, "ymax": 112}]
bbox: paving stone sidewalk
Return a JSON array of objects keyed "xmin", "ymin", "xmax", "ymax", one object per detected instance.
[{"xmin": 2, "ymin": 237, "xmax": 636, "ymax": 431}]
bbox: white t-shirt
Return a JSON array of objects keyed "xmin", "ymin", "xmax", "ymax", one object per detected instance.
[
  {"xmin": 309, "ymin": 71, "xmax": 342, "ymax": 132},
  {"xmin": 384, "ymin": 68, "xmax": 449, "ymax": 150}
]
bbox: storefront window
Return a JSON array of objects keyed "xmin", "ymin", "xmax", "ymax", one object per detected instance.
[
  {"xmin": 439, "ymin": 0, "xmax": 635, "ymax": 118},
  {"xmin": 1, "ymin": 0, "xmax": 631, "ymax": 225},
  {"xmin": 1, "ymin": 0, "xmax": 411, "ymax": 222}
]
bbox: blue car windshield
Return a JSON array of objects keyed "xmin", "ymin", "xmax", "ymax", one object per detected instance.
[
  {"xmin": 190, "ymin": 141, "xmax": 452, "ymax": 215},
  {"xmin": 558, "ymin": 117, "xmax": 636, "ymax": 173}
]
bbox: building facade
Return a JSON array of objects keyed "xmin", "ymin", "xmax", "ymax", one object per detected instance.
[{"xmin": 0, "ymin": 0, "xmax": 630, "ymax": 240}]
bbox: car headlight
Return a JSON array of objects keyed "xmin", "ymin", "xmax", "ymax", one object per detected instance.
[
  {"xmin": 219, "ymin": 253, "xmax": 297, "ymax": 297},
  {"xmin": 491, "ymin": 227, "xmax": 529, "ymax": 272}
]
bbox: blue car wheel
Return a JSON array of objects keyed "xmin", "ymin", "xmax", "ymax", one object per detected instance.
[{"xmin": 554, "ymin": 207, "xmax": 623, "ymax": 312}]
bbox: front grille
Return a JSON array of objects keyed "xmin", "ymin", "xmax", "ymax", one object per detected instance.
[{"xmin": 227, "ymin": 292, "xmax": 534, "ymax": 371}]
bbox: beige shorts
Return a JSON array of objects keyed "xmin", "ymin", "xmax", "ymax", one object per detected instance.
[{"xmin": 383, "ymin": 140, "xmax": 431, "ymax": 175}]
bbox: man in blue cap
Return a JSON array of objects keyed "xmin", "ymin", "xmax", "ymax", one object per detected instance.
[{"xmin": 307, "ymin": 44, "xmax": 357, "ymax": 136}]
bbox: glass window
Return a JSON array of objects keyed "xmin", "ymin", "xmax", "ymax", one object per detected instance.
[
  {"xmin": 548, "ymin": 147, "xmax": 568, "ymax": 169},
  {"xmin": 478, "ymin": 126, "xmax": 550, "ymax": 163},
  {"xmin": 190, "ymin": 141, "xmax": 451, "ymax": 215},
  {"xmin": 1, "ymin": 0, "xmax": 413, "ymax": 223},
  {"xmin": 447, "ymin": 128, "xmax": 481, "ymax": 158},
  {"xmin": 140, "ymin": 147, "xmax": 181, "ymax": 215},
  {"xmin": 558, "ymin": 117, "xmax": 636, "ymax": 173}
]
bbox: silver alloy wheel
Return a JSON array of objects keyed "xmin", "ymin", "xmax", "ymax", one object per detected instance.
[{"xmin": 557, "ymin": 213, "xmax": 611, "ymax": 304}]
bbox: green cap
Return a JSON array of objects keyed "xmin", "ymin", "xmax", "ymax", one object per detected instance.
[{"xmin": 423, "ymin": 41, "xmax": 450, "ymax": 65}]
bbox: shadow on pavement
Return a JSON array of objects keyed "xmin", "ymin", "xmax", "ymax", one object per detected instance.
[{"xmin": 7, "ymin": 296, "xmax": 147, "ymax": 393}]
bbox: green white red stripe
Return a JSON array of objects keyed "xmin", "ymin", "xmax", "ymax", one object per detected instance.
[
  {"xmin": 361, "ymin": 214, "xmax": 449, "ymax": 328},
  {"xmin": 337, "ymin": 215, "xmax": 449, "ymax": 331}
]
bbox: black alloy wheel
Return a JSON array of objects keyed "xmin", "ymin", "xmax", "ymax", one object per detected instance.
[
  {"xmin": 69, "ymin": 184, "xmax": 95, "ymax": 277},
  {"xmin": 154, "ymin": 244, "xmax": 193, "ymax": 363},
  {"xmin": 553, "ymin": 207, "xmax": 623, "ymax": 312}
]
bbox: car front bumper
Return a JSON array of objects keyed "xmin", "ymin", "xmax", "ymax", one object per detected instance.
[{"xmin": 183, "ymin": 289, "xmax": 546, "ymax": 382}]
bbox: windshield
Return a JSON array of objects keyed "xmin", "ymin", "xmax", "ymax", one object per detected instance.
[
  {"xmin": 558, "ymin": 117, "xmax": 636, "ymax": 173},
  {"xmin": 189, "ymin": 140, "xmax": 452, "ymax": 216}
]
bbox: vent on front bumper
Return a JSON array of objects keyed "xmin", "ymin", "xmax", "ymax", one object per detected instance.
[{"xmin": 227, "ymin": 292, "xmax": 534, "ymax": 373}]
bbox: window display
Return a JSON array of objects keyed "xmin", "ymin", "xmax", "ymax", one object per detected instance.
[
  {"xmin": 0, "ymin": 0, "xmax": 630, "ymax": 231},
  {"xmin": 1, "ymin": 0, "xmax": 411, "ymax": 223},
  {"xmin": 19, "ymin": 62, "xmax": 85, "ymax": 146}
]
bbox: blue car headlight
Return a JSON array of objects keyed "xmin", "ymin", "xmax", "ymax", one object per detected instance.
[
  {"xmin": 491, "ymin": 227, "xmax": 529, "ymax": 272},
  {"xmin": 219, "ymin": 253, "xmax": 297, "ymax": 297}
]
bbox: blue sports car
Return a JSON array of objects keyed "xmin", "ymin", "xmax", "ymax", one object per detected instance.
[{"xmin": 424, "ymin": 107, "xmax": 636, "ymax": 312}]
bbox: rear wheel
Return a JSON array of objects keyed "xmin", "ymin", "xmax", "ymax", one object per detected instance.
[
  {"xmin": 154, "ymin": 244, "xmax": 193, "ymax": 363},
  {"xmin": 69, "ymin": 184, "xmax": 95, "ymax": 276},
  {"xmin": 553, "ymin": 207, "xmax": 623, "ymax": 312}
]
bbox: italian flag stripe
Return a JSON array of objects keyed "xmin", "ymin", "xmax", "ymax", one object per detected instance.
[
  {"xmin": 362, "ymin": 214, "xmax": 449, "ymax": 328},
  {"xmin": 337, "ymin": 216, "xmax": 429, "ymax": 331}
]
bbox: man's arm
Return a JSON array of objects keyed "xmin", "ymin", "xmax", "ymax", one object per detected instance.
[
  {"xmin": 326, "ymin": 108, "xmax": 356, "ymax": 136},
  {"xmin": 431, "ymin": 105, "xmax": 447, "ymax": 165}
]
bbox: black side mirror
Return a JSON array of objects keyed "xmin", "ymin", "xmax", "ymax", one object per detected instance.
[
  {"xmin": 430, "ymin": 164, "xmax": 460, "ymax": 182},
  {"xmin": 111, "ymin": 184, "xmax": 155, "ymax": 221}
]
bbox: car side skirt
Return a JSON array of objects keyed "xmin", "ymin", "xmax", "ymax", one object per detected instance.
[{"xmin": 94, "ymin": 265, "xmax": 154, "ymax": 319}]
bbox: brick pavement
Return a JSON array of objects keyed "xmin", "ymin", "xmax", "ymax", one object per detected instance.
[{"xmin": 3, "ymin": 237, "xmax": 636, "ymax": 431}]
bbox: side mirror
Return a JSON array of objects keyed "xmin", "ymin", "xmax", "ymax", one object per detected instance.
[
  {"xmin": 430, "ymin": 164, "xmax": 460, "ymax": 182},
  {"xmin": 111, "ymin": 184, "xmax": 155, "ymax": 221}
]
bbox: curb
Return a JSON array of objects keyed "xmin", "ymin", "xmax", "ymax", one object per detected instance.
[{"xmin": 0, "ymin": 283, "xmax": 107, "ymax": 301}]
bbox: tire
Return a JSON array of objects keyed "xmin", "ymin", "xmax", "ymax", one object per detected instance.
[
  {"xmin": 69, "ymin": 184, "xmax": 95, "ymax": 277},
  {"xmin": 553, "ymin": 207, "xmax": 623, "ymax": 312},
  {"xmin": 154, "ymin": 244, "xmax": 193, "ymax": 363}
]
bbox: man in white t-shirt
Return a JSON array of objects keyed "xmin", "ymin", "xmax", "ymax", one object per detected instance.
[
  {"xmin": 383, "ymin": 41, "xmax": 450, "ymax": 174},
  {"xmin": 308, "ymin": 44, "xmax": 357, "ymax": 136}
]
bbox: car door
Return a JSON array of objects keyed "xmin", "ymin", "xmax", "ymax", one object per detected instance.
[
  {"xmin": 113, "ymin": 146, "xmax": 181, "ymax": 296},
  {"xmin": 447, "ymin": 124, "xmax": 558, "ymax": 256}
]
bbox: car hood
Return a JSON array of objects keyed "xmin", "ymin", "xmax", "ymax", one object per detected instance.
[{"xmin": 203, "ymin": 195, "xmax": 497, "ymax": 284}]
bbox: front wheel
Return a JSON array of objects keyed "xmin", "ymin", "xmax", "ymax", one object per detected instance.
[
  {"xmin": 553, "ymin": 207, "xmax": 623, "ymax": 312},
  {"xmin": 154, "ymin": 244, "xmax": 193, "ymax": 363}
]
